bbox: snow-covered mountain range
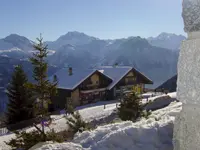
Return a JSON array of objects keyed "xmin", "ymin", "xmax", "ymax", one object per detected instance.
[
  {"xmin": 0, "ymin": 31, "xmax": 186, "ymax": 86},
  {"xmin": 0, "ymin": 31, "xmax": 186, "ymax": 112}
]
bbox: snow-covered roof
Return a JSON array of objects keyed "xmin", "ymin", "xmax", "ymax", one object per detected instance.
[
  {"xmin": 131, "ymin": 67, "xmax": 153, "ymax": 84},
  {"xmin": 97, "ymin": 66, "xmax": 132, "ymax": 90},
  {"xmin": 50, "ymin": 68, "xmax": 97, "ymax": 90},
  {"xmin": 97, "ymin": 66, "xmax": 153, "ymax": 90},
  {"xmin": 49, "ymin": 66, "xmax": 152, "ymax": 91},
  {"xmin": 50, "ymin": 68, "xmax": 112, "ymax": 90}
]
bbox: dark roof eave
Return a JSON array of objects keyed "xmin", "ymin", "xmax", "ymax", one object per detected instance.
[
  {"xmin": 57, "ymin": 87, "xmax": 73, "ymax": 91},
  {"xmin": 145, "ymin": 81, "xmax": 153, "ymax": 84},
  {"xmin": 142, "ymin": 80, "xmax": 153, "ymax": 84}
]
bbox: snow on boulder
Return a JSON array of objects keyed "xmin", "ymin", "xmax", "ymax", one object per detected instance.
[
  {"xmin": 27, "ymin": 102, "xmax": 182, "ymax": 150},
  {"xmin": 144, "ymin": 94, "xmax": 177, "ymax": 111},
  {"xmin": 72, "ymin": 102, "xmax": 182, "ymax": 150},
  {"xmin": 73, "ymin": 118, "xmax": 174, "ymax": 150},
  {"xmin": 167, "ymin": 92, "xmax": 176, "ymax": 99},
  {"xmin": 29, "ymin": 141, "xmax": 83, "ymax": 150}
]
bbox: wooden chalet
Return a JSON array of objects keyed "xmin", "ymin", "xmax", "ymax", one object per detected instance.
[
  {"xmin": 50, "ymin": 67, "xmax": 112, "ymax": 110},
  {"xmin": 97, "ymin": 66, "xmax": 153, "ymax": 99},
  {"xmin": 50, "ymin": 66, "xmax": 153, "ymax": 110}
]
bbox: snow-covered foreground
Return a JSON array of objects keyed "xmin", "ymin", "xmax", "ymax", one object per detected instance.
[
  {"xmin": 50, "ymin": 92, "xmax": 176, "ymax": 133},
  {"xmin": 32, "ymin": 101, "xmax": 182, "ymax": 150},
  {"xmin": 0, "ymin": 100, "xmax": 120, "ymax": 149},
  {"xmin": 0, "ymin": 92, "xmax": 180, "ymax": 150}
]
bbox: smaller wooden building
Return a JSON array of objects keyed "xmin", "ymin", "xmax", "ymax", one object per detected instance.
[{"xmin": 97, "ymin": 66, "xmax": 153, "ymax": 99}]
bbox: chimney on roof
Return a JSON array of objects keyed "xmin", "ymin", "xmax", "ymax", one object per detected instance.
[
  {"xmin": 114, "ymin": 63, "xmax": 118, "ymax": 68},
  {"xmin": 68, "ymin": 67, "xmax": 73, "ymax": 76}
]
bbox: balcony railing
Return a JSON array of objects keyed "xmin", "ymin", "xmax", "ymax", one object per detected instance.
[
  {"xmin": 80, "ymin": 84, "xmax": 107, "ymax": 91},
  {"xmin": 126, "ymin": 80, "xmax": 137, "ymax": 85}
]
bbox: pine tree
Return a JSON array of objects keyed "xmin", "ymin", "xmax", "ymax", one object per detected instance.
[
  {"xmin": 6, "ymin": 129, "xmax": 64, "ymax": 150},
  {"xmin": 26, "ymin": 35, "xmax": 58, "ymax": 141},
  {"xmin": 65, "ymin": 97, "xmax": 74, "ymax": 115},
  {"xmin": 118, "ymin": 92, "xmax": 143, "ymax": 122},
  {"xmin": 65, "ymin": 99, "xmax": 89, "ymax": 133},
  {"xmin": 6, "ymin": 65, "xmax": 35, "ymax": 125},
  {"xmin": 66, "ymin": 111, "xmax": 89, "ymax": 133}
]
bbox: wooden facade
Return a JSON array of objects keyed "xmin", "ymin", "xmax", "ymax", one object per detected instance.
[
  {"xmin": 106, "ymin": 69, "xmax": 147, "ymax": 100},
  {"xmin": 50, "ymin": 67, "xmax": 153, "ymax": 110},
  {"xmin": 51, "ymin": 71, "xmax": 112, "ymax": 110},
  {"xmin": 79, "ymin": 71, "xmax": 111, "ymax": 105}
]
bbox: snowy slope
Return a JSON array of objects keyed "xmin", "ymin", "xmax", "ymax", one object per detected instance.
[
  {"xmin": 0, "ymin": 93, "xmax": 180, "ymax": 150},
  {"xmin": 73, "ymin": 102, "xmax": 182, "ymax": 150},
  {"xmin": 0, "ymin": 100, "xmax": 120, "ymax": 149},
  {"xmin": 31, "ymin": 101, "xmax": 182, "ymax": 150}
]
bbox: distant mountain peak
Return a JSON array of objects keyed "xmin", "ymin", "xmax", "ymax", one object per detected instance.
[
  {"xmin": 46, "ymin": 31, "xmax": 98, "ymax": 50},
  {"xmin": 157, "ymin": 32, "xmax": 174, "ymax": 39},
  {"xmin": 1, "ymin": 34, "xmax": 33, "ymax": 52},
  {"xmin": 4, "ymin": 34, "xmax": 28, "ymax": 40},
  {"xmin": 147, "ymin": 32, "xmax": 186, "ymax": 50},
  {"xmin": 5, "ymin": 33, "xmax": 21, "ymax": 38},
  {"xmin": 125, "ymin": 36, "xmax": 150, "ymax": 46},
  {"xmin": 127, "ymin": 36, "xmax": 142, "ymax": 39},
  {"xmin": 66, "ymin": 31, "xmax": 87, "ymax": 36},
  {"xmin": 59, "ymin": 31, "xmax": 97, "ymax": 40},
  {"xmin": 157, "ymin": 32, "xmax": 185, "ymax": 40}
]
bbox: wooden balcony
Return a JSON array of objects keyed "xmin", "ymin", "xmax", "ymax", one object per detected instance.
[
  {"xmin": 80, "ymin": 84, "xmax": 107, "ymax": 91},
  {"xmin": 125, "ymin": 80, "xmax": 137, "ymax": 85}
]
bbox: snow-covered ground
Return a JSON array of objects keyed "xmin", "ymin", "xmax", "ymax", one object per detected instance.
[
  {"xmin": 0, "ymin": 92, "xmax": 179, "ymax": 150},
  {"xmin": 30, "ymin": 141, "xmax": 83, "ymax": 150},
  {"xmin": 141, "ymin": 92, "xmax": 176, "ymax": 103},
  {"xmin": 31, "ymin": 101, "xmax": 182, "ymax": 150},
  {"xmin": 141, "ymin": 92, "xmax": 163, "ymax": 98},
  {"xmin": 0, "ymin": 100, "xmax": 120, "ymax": 149},
  {"xmin": 167, "ymin": 92, "xmax": 176, "ymax": 99}
]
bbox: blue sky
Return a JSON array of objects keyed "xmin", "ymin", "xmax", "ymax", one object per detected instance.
[{"xmin": 0, "ymin": 0, "xmax": 184, "ymax": 41}]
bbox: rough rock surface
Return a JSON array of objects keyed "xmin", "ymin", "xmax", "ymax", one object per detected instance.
[
  {"xmin": 173, "ymin": 1, "xmax": 200, "ymax": 148},
  {"xmin": 182, "ymin": 0, "xmax": 200, "ymax": 32},
  {"xmin": 174, "ymin": 36, "xmax": 200, "ymax": 150},
  {"xmin": 173, "ymin": 104, "xmax": 200, "ymax": 150},
  {"xmin": 177, "ymin": 38, "xmax": 200, "ymax": 104},
  {"xmin": 144, "ymin": 95, "xmax": 176, "ymax": 111}
]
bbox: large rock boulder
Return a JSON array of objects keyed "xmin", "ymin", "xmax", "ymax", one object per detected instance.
[{"xmin": 144, "ymin": 95, "xmax": 176, "ymax": 111}]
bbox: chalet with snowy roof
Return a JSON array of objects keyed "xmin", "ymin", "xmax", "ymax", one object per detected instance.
[
  {"xmin": 97, "ymin": 66, "xmax": 153, "ymax": 99},
  {"xmin": 50, "ymin": 66, "xmax": 153, "ymax": 110},
  {"xmin": 50, "ymin": 67, "xmax": 112, "ymax": 110}
]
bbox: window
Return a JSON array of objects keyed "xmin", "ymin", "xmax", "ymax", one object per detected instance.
[
  {"xmin": 126, "ymin": 77, "xmax": 136, "ymax": 83},
  {"xmin": 84, "ymin": 78, "xmax": 92, "ymax": 85}
]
